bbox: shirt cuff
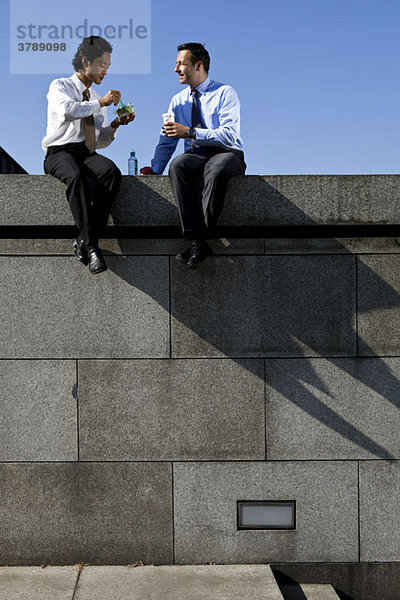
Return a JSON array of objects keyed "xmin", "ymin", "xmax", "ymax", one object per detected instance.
[
  {"xmin": 150, "ymin": 162, "xmax": 163, "ymax": 175},
  {"xmin": 193, "ymin": 127, "xmax": 210, "ymax": 144},
  {"xmin": 92, "ymin": 99, "xmax": 101, "ymax": 114}
]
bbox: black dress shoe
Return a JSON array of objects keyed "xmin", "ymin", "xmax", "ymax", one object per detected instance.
[
  {"xmin": 87, "ymin": 247, "xmax": 108, "ymax": 274},
  {"xmin": 73, "ymin": 238, "xmax": 89, "ymax": 266},
  {"xmin": 176, "ymin": 247, "xmax": 192, "ymax": 264},
  {"xmin": 186, "ymin": 241, "xmax": 213, "ymax": 269}
]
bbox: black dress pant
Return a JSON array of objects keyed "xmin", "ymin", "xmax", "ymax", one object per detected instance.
[
  {"xmin": 44, "ymin": 142, "xmax": 122, "ymax": 247},
  {"xmin": 169, "ymin": 147, "xmax": 246, "ymax": 239}
]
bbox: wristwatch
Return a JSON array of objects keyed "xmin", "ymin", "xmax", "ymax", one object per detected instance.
[{"xmin": 188, "ymin": 127, "xmax": 196, "ymax": 139}]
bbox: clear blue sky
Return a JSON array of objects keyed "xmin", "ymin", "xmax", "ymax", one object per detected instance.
[{"xmin": 1, "ymin": 0, "xmax": 400, "ymax": 175}]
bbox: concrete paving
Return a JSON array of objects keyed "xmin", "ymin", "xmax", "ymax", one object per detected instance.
[
  {"xmin": 75, "ymin": 565, "xmax": 284, "ymax": 600},
  {"xmin": 0, "ymin": 565, "xmax": 342, "ymax": 599},
  {"xmin": 300, "ymin": 583, "xmax": 340, "ymax": 599},
  {"xmin": 0, "ymin": 566, "xmax": 79, "ymax": 600},
  {"xmin": 0, "ymin": 565, "xmax": 284, "ymax": 600}
]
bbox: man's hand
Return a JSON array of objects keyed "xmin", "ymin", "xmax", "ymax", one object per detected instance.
[
  {"xmin": 140, "ymin": 166, "xmax": 156, "ymax": 176},
  {"xmin": 119, "ymin": 113, "xmax": 135, "ymax": 125},
  {"xmin": 99, "ymin": 89, "xmax": 121, "ymax": 107},
  {"xmin": 163, "ymin": 121, "xmax": 190, "ymax": 138},
  {"xmin": 111, "ymin": 113, "xmax": 136, "ymax": 129}
]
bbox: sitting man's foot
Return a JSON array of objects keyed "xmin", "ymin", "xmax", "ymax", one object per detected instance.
[
  {"xmin": 73, "ymin": 238, "xmax": 89, "ymax": 266},
  {"xmin": 87, "ymin": 246, "xmax": 108, "ymax": 274},
  {"xmin": 176, "ymin": 247, "xmax": 192, "ymax": 264},
  {"xmin": 186, "ymin": 240, "xmax": 213, "ymax": 269}
]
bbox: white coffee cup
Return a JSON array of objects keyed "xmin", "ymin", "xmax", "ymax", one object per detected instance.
[{"xmin": 162, "ymin": 111, "xmax": 175, "ymax": 123}]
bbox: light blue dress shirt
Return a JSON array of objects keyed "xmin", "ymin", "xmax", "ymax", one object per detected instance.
[{"xmin": 151, "ymin": 76, "xmax": 244, "ymax": 174}]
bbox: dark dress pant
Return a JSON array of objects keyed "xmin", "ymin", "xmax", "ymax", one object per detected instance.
[
  {"xmin": 44, "ymin": 142, "xmax": 122, "ymax": 247},
  {"xmin": 169, "ymin": 147, "xmax": 246, "ymax": 239}
]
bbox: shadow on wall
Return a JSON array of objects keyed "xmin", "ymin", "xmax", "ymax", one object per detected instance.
[
  {"xmin": 272, "ymin": 569, "xmax": 354, "ymax": 600},
  {"xmin": 110, "ymin": 175, "xmax": 318, "ymax": 228},
  {"xmin": 108, "ymin": 176, "xmax": 400, "ymax": 461}
]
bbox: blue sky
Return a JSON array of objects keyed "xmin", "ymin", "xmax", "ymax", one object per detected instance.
[{"xmin": 1, "ymin": 0, "xmax": 400, "ymax": 175}]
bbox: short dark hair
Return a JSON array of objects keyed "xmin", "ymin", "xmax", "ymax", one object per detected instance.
[
  {"xmin": 72, "ymin": 36, "xmax": 113, "ymax": 71},
  {"xmin": 177, "ymin": 42, "xmax": 210, "ymax": 73}
]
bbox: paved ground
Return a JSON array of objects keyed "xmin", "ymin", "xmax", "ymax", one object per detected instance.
[
  {"xmin": 300, "ymin": 583, "xmax": 341, "ymax": 600},
  {"xmin": 0, "ymin": 564, "xmax": 284, "ymax": 600},
  {"xmin": 0, "ymin": 566, "xmax": 78, "ymax": 600}
]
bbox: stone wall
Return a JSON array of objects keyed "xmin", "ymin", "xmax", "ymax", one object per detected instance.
[{"xmin": 1, "ymin": 175, "xmax": 400, "ymax": 598}]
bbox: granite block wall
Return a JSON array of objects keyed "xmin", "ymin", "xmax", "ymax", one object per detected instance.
[
  {"xmin": 2, "ymin": 174, "xmax": 400, "ymax": 599},
  {"xmin": 2, "ymin": 234, "xmax": 400, "ymax": 576},
  {"xmin": 3, "ymin": 173, "xmax": 400, "ymax": 227}
]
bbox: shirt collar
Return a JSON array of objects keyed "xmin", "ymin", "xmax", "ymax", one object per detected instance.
[
  {"xmin": 191, "ymin": 76, "xmax": 211, "ymax": 95},
  {"xmin": 72, "ymin": 72, "xmax": 89, "ymax": 95}
]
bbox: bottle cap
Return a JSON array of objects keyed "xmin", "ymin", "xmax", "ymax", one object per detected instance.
[{"xmin": 130, "ymin": 151, "xmax": 136, "ymax": 157}]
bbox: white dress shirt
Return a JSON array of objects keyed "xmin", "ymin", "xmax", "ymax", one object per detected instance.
[{"xmin": 42, "ymin": 73, "xmax": 117, "ymax": 153}]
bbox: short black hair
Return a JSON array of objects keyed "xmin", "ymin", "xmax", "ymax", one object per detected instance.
[
  {"xmin": 177, "ymin": 42, "xmax": 210, "ymax": 73},
  {"xmin": 72, "ymin": 36, "xmax": 113, "ymax": 71}
]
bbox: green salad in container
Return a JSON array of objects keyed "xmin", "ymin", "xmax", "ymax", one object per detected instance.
[{"xmin": 115, "ymin": 102, "xmax": 135, "ymax": 118}]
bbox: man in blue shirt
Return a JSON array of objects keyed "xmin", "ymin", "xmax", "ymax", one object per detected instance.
[{"xmin": 141, "ymin": 42, "xmax": 246, "ymax": 268}]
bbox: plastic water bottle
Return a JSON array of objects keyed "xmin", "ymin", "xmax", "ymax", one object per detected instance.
[{"xmin": 128, "ymin": 150, "xmax": 138, "ymax": 175}]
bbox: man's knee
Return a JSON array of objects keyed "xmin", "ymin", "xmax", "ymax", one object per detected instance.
[
  {"xmin": 169, "ymin": 154, "xmax": 188, "ymax": 175},
  {"xmin": 204, "ymin": 153, "xmax": 244, "ymax": 180},
  {"xmin": 105, "ymin": 157, "xmax": 121, "ymax": 176},
  {"xmin": 44, "ymin": 157, "xmax": 82, "ymax": 184},
  {"xmin": 111, "ymin": 166, "xmax": 122, "ymax": 194},
  {"xmin": 110, "ymin": 163, "xmax": 122, "ymax": 184},
  {"xmin": 98, "ymin": 157, "xmax": 121, "ymax": 180},
  {"xmin": 94, "ymin": 161, "xmax": 121, "ymax": 197},
  {"xmin": 169, "ymin": 153, "xmax": 202, "ymax": 177}
]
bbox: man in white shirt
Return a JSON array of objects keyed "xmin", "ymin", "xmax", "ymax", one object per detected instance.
[
  {"xmin": 42, "ymin": 35, "xmax": 134, "ymax": 274},
  {"xmin": 140, "ymin": 42, "xmax": 245, "ymax": 269}
]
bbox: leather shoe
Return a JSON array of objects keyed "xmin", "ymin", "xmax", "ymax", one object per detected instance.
[
  {"xmin": 186, "ymin": 241, "xmax": 213, "ymax": 269},
  {"xmin": 73, "ymin": 238, "xmax": 89, "ymax": 266},
  {"xmin": 176, "ymin": 247, "xmax": 192, "ymax": 264},
  {"xmin": 88, "ymin": 247, "xmax": 108, "ymax": 274}
]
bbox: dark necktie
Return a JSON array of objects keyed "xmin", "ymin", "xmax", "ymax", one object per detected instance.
[
  {"xmin": 191, "ymin": 89, "xmax": 206, "ymax": 157},
  {"xmin": 82, "ymin": 88, "xmax": 96, "ymax": 153}
]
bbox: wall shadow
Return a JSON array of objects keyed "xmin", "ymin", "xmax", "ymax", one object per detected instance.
[{"xmin": 107, "ymin": 176, "xmax": 400, "ymax": 461}]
